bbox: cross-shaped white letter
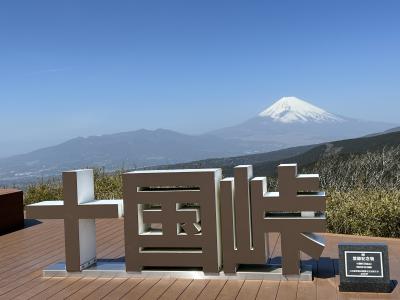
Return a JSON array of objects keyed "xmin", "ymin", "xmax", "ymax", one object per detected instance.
[{"xmin": 26, "ymin": 169, "xmax": 123, "ymax": 272}]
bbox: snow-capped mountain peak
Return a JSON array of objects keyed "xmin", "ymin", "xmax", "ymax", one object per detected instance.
[{"xmin": 258, "ymin": 96, "xmax": 344, "ymax": 123}]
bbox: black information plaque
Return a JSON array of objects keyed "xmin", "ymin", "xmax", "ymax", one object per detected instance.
[{"xmin": 338, "ymin": 243, "xmax": 392, "ymax": 293}]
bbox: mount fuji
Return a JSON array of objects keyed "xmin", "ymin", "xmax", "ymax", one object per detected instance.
[
  {"xmin": 209, "ymin": 96, "xmax": 395, "ymax": 151},
  {"xmin": 0, "ymin": 96, "xmax": 396, "ymax": 185},
  {"xmin": 258, "ymin": 96, "xmax": 344, "ymax": 123}
]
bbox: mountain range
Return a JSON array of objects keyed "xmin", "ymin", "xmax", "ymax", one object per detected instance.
[
  {"xmin": 161, "ymin": 130, "xmax": 400, "ymax": 178},
  {"xmin": 209, "ymin": 97, "xmax": 395, "ymax": 148},
  {"xmin": 0, "ymin": 96, "xmax": 397, "ymax": 185}
]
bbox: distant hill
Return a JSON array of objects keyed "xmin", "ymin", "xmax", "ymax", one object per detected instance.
[
  {"xmin": 152, "ymin": 144, "xmax": 314, "ymax": 172},
  {"xmin": 0, "ymin": 96, "xmax": 396, "ymax": 185},
  {"xmin": 0, "ymin": 129, "xmax": 263, "ymax": 185},
  {"xmin": 365, "ymin": 126, "xmax": 400, "ymax": 137},
  {"xmin": 383, "ymin": 126, "xmax": 400, "ymax": 134},
  {"xmin": 209, "ymin": 96, "xmax": 395, "ymax": 150},
  {"xmin": 162, "ymin": 131, "xmax": 400, "ymax": 177}
]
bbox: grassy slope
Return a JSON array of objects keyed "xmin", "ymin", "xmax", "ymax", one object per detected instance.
[
  {"xmin": 23, "ymin": 131, "xmax": 400, "ymax": 238},
  {"xmin": 161, "ymin": 131, "xmax": 400, "ymax": 177}
]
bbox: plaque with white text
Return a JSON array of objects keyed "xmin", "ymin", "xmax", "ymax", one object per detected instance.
[{"xmin": 339, "ymin": 243, "xmax": 392, "ymax": 293}]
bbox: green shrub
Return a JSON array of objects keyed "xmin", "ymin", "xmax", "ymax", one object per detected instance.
[
  {"xmin": 93, "ymin": 168, "xmax": 123, "ymax": 199},
  {"xmin": 21, "ymin": 147, "xmax": 400, "ymax": 238},
  {"xmin": 304, "ymin": 146, "xmax": 400, "ymax": 192},
  {"xmin": 326, "ymin": 188, "xmax": 400, "ymax": 238},
  {"xmin": 24, "ymin": 179, "xmax": 62, "ymax": 205},
  {"xmin": 24, "ymin": 168, "xmax": 124, "ymax": 205}
]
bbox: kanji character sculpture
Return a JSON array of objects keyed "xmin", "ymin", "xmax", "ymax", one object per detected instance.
[
  {"xmin": 26, "ymin": 163, "xmax": 325, "ymax": 278},
  {"xmin": 220, "ymin": 165, "xmax": 266, "ymax": 273},
  {"xmin": 123, "ymin": 169, "xmax": 222, "ymax": 273},
  {"xmin": 26, "ymin": 169, "xmax": 123, "ymax": 272},
  {"xmin": 221, "ymin": 163, "xmax": 326, "ymax": 275},
  {"xmin": 251, "ymin": 164, "xmax": 326, "ymax": 275}
]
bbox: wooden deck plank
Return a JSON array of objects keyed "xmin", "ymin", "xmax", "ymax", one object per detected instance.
[
  {"xmin": 216, "ymin": 279, "xmax": 244, "ymax": 300},
  {"xmin": 47, "ymin": 277, "xmax": 97, "ymax": 299},
  {"xmin": 256, "ymin": 280, "xmax": 280, "ymax": 300},
  {"xmin": 159, "ymin": 279, "xmax": 193, "ymax": 300},
  {"xmin": 0, "ymin": 226, "xmax": 63, "ymax": 272},
  {"xmin": 29, "ymin": 277, "xmax": 82, "ymax": 300},
  {"xmin": 0, "ymin": 219, "xmax": 119, "ymax": 275},
  {"xmin": 1, "ymin": 219, "xmax": 400, "ymax": 299},
  {"xmin": 275, "ymin": 281, "xmax": 298, "ymax": 300},
  {"xmin": 0, "ymin": 246, "xmax": 63, "ymax": 281},
  {"xmin": 296, "ymin": 281, "xmax": 317, "ymax": 300},
  {"xmin": 0, "ymin": 235, "xmax": 122, "ymax": 296},
  {"xmin": 0, "ymin": 257, "xmax": 63, "ymax": 296},
  {"xmin": 18, "ymin": 239, "xmax": 125, "ymax": 299},
  {"xmin": 0, "ymin": 233, "xmax": 63, "ymax": 267},
  {"xmin": 0, "ymin": 224, "xmax": 62, "ymax": 253},
  {"xmin": 297, "ymin": 252, "xmax": 317, "ymax": 300},
  {"xmin": 0, "ymin": 218, "xmax": 120, "ymax": 268},
  {"xmin": 0, "ymin": 276, "xmax": 52, "ymax": 300},
  {"xmin": 120, "ymin": 278, "xmax": 162, "ymax": 300},
  {"xmin": 0, "ymin": 220, "xmax": 123, "ymax": 297},
  {"xmin": 0, "ymin": 220, "xmax": 61, "ymax": 248},
  {"xmin": 236, "ymin": 280, "xmax": 262, "ymax": 300},
  {"xmin": 177, "ymin": 279, "xmax": 209, "ymax": 299},
  {"xmin": 197, "ymin": 280, "xmax": 227, "ymax": 300},
  {"xmin": 141, "ymin": 278, "xmax": 177, "ymax": 300},
  {"xmin": 14, "ymin": 277, "xmax": 65, "ymax": 300},
  {"xmin": 102, "ymin": 278, "xmax": 144, "ymax": 299},
  {"xmin": 316, "ymin": 258, "xmax": 337, "ymax": 300},
  {"xmin": 84, "ymin": 278, "xmax": 128, "ymax": 300},
  {"xmin": 66, "ymin": 277, "xmax": 113, "ymax": 299}
]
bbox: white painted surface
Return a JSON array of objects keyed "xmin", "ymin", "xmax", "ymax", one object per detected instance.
[
  {"xmin": 75, "ymin": 169, "xmax": 95, "ymax": 204},
  {"xmin": 43, "ymin": 262, "xmax": 313, "ymax": 281},
  {"xmin": 79, "ymin": 219, "xmax": 97, "ymax": 266},
  {"xmin": 259, "ymin": 96, "xmax": 344, "ymax": 123}
]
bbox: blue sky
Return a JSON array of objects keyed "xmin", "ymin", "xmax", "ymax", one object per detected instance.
[{"xmin": 1, "ymin": 0, "xmax": 399, "ymax": 157}]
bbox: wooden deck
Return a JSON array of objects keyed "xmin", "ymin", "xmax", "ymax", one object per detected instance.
[{"xmin": 0, "ymin": 219, "xmax": 399, "ymax": 299}]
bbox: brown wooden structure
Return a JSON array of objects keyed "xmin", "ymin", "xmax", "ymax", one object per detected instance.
[
  {"xmin": 0, "ymin": 189, "xmax": 24, "ymax": 234},
  {"xmin": 0, "ymin": 218, "xmax": 399, "ymax": 299}
]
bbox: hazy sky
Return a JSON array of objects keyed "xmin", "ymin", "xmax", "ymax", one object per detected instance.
[{"xmin": 1, "ymin": 0, "xmax": 400, "ymax": 157}]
